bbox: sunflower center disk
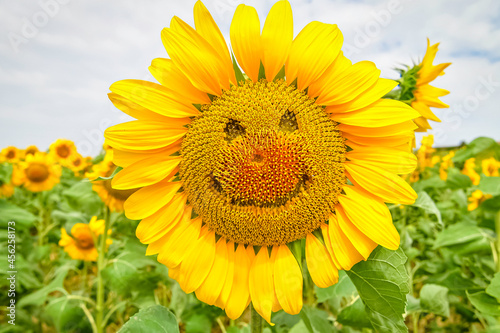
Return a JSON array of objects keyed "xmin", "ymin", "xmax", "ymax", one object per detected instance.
[
  {"xmin": 180, "ymin": 79, "xmax": 346, "ymax": 246},
  {"xmin": 26, "ymin": 163, "xmax": 50, "ymax": 183}
]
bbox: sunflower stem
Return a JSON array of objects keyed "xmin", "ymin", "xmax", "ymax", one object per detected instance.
[
  {"xmin": 250, "ymin": 303, "xmax": 263, "ymax": 333},
  {"xmin": 95, "ymin": 207, "xmax": 110, "ymax": 333}
]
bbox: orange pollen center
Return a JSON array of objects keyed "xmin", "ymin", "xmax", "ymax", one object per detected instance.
[
  {"xmin": 26, "ymin": 163, "xmax": 50, "ymax": 183},
  {"xmin": 56, "ymin": 145, "xmax": 70, "ymax": 158},
  {"xmin": 215, "ymin": 132, "xmax": 305, "ymax": 207},
  {"xmin": 75, "ymin": 233, "xmax": 94, "ymax": 249},
  {"xmin": 73, "ymin": 158, "xmax": 82, "ymax": 166},
  {"xmin": 6, "ymin": 150, "xmax": 15, "ymax": 159}
]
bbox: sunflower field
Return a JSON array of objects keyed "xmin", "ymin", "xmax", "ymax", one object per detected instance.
[{"xmin": 1, "ymin": 1, "xmax": 500, "ymax": 333}]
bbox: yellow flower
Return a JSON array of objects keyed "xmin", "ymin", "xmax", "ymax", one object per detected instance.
[
  {"xmin": 69, "ymin": 153, "xmax": 89, "ymax": 176},
  {"xmin": 59, "ymin": 216, "xmax": 112, "ymax": 261},
  {"xmin": 462, "ymin": 158, "xmax": 480, "ymax": 185},
  {"xmin": 12, "ymin": 152, "xmax": 61, "ymax": 192},
  {"xmin": 467, "ymin": 190, "xmax": 492, "ymax": 211},
  {"xmin": 49, "ymin": 139, "xmax": 78, "ymax": 166},
  {"xmin": 86, "ymin": 150, "xmax": 139, "ymax": 212},
  {"xmin": 416, "ymin": 135, "xmax": 436, "ymax": 171},
  {"xmin": 0, "ymin": 182, "xmax": 14, "ymax": 198},
  {"xmin": 24, "ymin": 145, "xmax": 39, "ymax": 157},
  {"xmin": 482, "ymin": 157, "xmax": 500, "ymax": 177},
  {"xmin": 439, "ymin": 151, "xmax": 454, "ymax": 180},
  {"xmin": 104, "ymin": 0, "xmax": 419, "ymax": 322},
  {"xmin": 412, "ymin": 39, "xmax": 451, "ymax": 132},
  {"xmin": 0, "ymin": 146, "xmax": 24, "ymax": 163}
]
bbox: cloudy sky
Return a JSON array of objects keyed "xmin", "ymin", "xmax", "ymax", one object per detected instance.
[{"xmin": 1, "ymin": 0, "xmax": 499, "ymax": 156}]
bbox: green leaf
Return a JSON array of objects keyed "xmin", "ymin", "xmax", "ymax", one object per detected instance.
[
  {"xmin": 0, "ymin": 199, "xmax": 37, "ymax": 228},
  {"xmin": 433, "ymin": 222, "xmax": 486, "ymax": 248},
  {"xmin": 85, "ymin": 166, "xmax": 122, "ymax": 182},
  {"xmin": 314, "ymin": 270, "xmax": 356, "ymax": 303},
  {"xmin": 453, "ymin": 137, "xmax": 500, "ymax": 163},
  {"xmin": 0, "ymin": 163, "xmax": 13, "ymax": 184},
  {"xmin": 337, "ymin": 298, "xmax": 373, "ymax": 329},
  {"xmin": 232, "ymin": 53, "xmax": 245, "ymax": 84},
  {"xmin": 62, "ymin": 182, "xmax": 102, "ymax": 216},
  {"xmin": 45, "ymin": 297, "xmax": 89, "ymax": 332},
  {"xmin": 445, "ymin": 168, "xmax": 472, "ymax": 190},
  {"xmin": 184, "ymin": 313, "xmax": 211, "ymax": 333},
  {"xmin": 299, "ymin": 306, "xmax": 333, "ymax": 333},
  {"xmin": 486, "ymin": 272, "xmax": 500, "ymax": 301},
  {"xmin": 118, "ymin": 305, "xmax": 179, "ymax": 333},
  {"xmin": 406, "ymin": 295, "xmax": 421, "ymax": 313},
  {"xmin": 479, "ymin": 176, "xmax": 500, "ymax": 196},
  {"xmin": 420, "ymin": 284, "xmax": 450, "ymax": 317},
  {"xmin": 467, "ymin": 291, "xmax": 500, "ymax": 316},
  {"xmin": 481, "ymin": 196, "xmax": 500, "ymax": 211},
  {"xmin": 410, "ymin": 191, "xmax": 442, "ymax": 224},
  {"xmin": 346, "ymin": 247, "xmax": 410, "ymax": 333}
]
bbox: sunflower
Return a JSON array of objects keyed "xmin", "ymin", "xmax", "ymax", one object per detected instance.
[
  {"xmin": 86, "ymin": 150, "xmax": 139, "ymax": 212},
  {"xmin": 462, "ymin": 158, "xmax": 480, "ymax": 186},
  {"xmin": 12, "ymin": 152, "xmax": 61, "ymax": 192},
  {"xmin": 104, "ymin": 0, "xmax": 419, "ymax": 322},
  {"xmin": 49, "ymin": 139, "xmax": 77, "ymax": 166},
  {"xmin": 467, "ymin": 190, "xmax": 492, "ymax": 211},
  {"xmin": 439, "ymin": 151, "xmax": 454, "ymax": 180},
  {"xmin": 69, "ymin": 153, "xmax": 89, "ymax": 176},
  {"xmin": 0, "ymin": 182, "xmax": 14, "ymax": 198},
  {"xmin": 0, "ymin": 146, "xmax": 24, "ymax": 163},
  {"xmin": 416, "ymin": 135, "xmax": 438, "ymax": 171},
  {"xmin": 482, "ymin": 157, "xmax": 500, "ymax": 177},
  {"xmin": 59, "ymin": 216, "xmax": 112, "ymax": 261},
  {"xmin": 411, "ymin": 40, "xmax": 451, "ymax": 132},
  {"xmin": 24, "ymin": 145, "xmax": 39, "ymax": 157}
]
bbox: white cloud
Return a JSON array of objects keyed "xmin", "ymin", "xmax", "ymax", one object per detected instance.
[{"xmin": 0, "ymin": 0, "xmax": 499, "ymax": 155}]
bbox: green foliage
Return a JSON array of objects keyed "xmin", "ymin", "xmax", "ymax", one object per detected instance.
[
  {"xmin": 118, "ymin": 305, "xmax": 179, "ymax": 333},
  {"xmin": 420, "ymin": 284, "xmax": 450, "ymax": 317}
]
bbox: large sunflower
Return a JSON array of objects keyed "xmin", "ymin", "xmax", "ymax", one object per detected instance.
[
  {"xmin": 104, "ymin": 0, "xmax": 418, "ymax": 322},
  {"xmin": 12, "ymin": 152, "xmax": 61, "ymax": 192},
  {"xmin": 411, "ymin": 40, "xmax": 451, "ymax": 132},
  {"xmin": 86, "ymin": 150, "xmax": 139, "ymax": 212}
]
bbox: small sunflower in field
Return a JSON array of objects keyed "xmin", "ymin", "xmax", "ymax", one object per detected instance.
[
  {"xmin": 0, "ymin": 146, "xmax": 24, "ymax": 163},
  {"xmin": 482, "ymin": 157, "xmax": 500, "ymax": 177},
  {"xmin": 462, "ymin": 158, "xmax": 480, "ymax": 185},
  {"xmin": 104, "ymin": 0, "xmax": 419, "ymax": 322},
  {"xmin": 59, "ymin": 216, "xmax": 112, "ymax": 261},
  {"xmin": 12, "ymin": 152, "xmax": 61, "ymax": 192},
  {"xmin": 24, "ymin": 145, "xmax": 39, "ymax": 157},
  {"xmin": 49, "ymin": 139, "xmax": 77, "ymax": 166},
  {"xmin": 439, "ymin": 151, "xmax": 454, "ymax": 180},
  {"xmin": 69, "ymin": 153, "xmax": 89, "ymax": 176},
  {"xmin": 0, "ymin": 182, "xmax": 14, "ymax": 198},
  {"xmin": 416, "ymin": 135, "xmax": 438, "ymax": 171},
  {"xmin": 86, "ymin": 150, "xmax": 139, "ymax": 212},
  {"xmin": 467, "ymin": 190, "xmax": 492, "ymax": 211}
]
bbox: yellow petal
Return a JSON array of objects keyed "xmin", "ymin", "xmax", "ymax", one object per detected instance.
[
  {"xmin": 274, "ymin": 245, "xmax": 303, "ymax": 315},
  {"xmin": 308, "ymin": 52, "xmax": 352, "ymax": 98},
  {"xmin": 124, "ymin": 180, "xmax": 182, "ymax": 220},
  {"xmin": 346, "ymin": 145, "xmax": 417, "ymax": 174},
  {"xmin": 339, "ymin": 121, "xmax": 417, "ymax": 137},
  {"xmin": 162, "ymin": 25, "xmax": 228, "ymax": 96},
  {"xmin": 230, "ymin": 4, "xmax": 263, "ymax": 82},
  {"xmin": 261, "ymin": 0, "xmax": 293, "ymax": 81},
  {"xmin": 112, "ymin": 156, "xmax": 181, "ymax": 190},
  {"xmin": 324, "ymin": 217, "xmax": 364, "ymax": 270},
  {"xmin": 412, "ymin": 101, "xmax": 441, "ymax": 122},
  {"xmin": 104, "ymin": 120, "xmax": 187, "ymax": 151},
  {"xmin": 110, "ymin": 80, "xmax": 199, "ymax": 118},
  {"xmin": 344, "ymin": 133, "xmax": 413, "ymax": 148},
  {"xmin": 414, "ymin": 117, "xmax": 432, "ymax": 131},
  {"xmin": 325, "ymin": 78, "xmax": 398, "ymax": 113},
  {"xmin": 215, "ymin": 241, "xmax": 236, "ymax": 309},
  {"xmin": 135, "ymin": 192, "xmax": 187, "ymax": 244},
  {"xmin": 306, "ymin": 233, "xmax": 339, "ymax": 288},
  {"xmin": 249, "ymin": 247, "xmax": 275, "ymax": 325},
  {"xmin": 193, "ymin": 1, "xmax": 236, "ymax": 86},
  {"xmin": 335, "ymin": 204, "xmax": 378, "ymax": 259},
  {"xmin": 195, "ymin": 237, "xmax": 229, "ymax": 305},
  {"xmin": 225, "ymin": 244, "xmax": 252, "ymax": 319},
  {"xmin": 108, "ymin": 93, "xmax": 172, "ymax": 122},
  {"xmin": 286, "ymin": 21, "xmax": 343, "ymax": 90},
  {"xmin": 157, "ymin": 214, "xmax": 202, "ymax": 268},
  {"xmin": 330, "ymin": 99, "xmax": 420, "ymax": 127},
  {"xmin": 177, "ymin": 227, "xmax": 216, "ymax": 294},
  {"xmin": 338, "ymin": 185, "xmax": 400, "ymax": 250},
  {"xmin": 112, "ymin": 142, "xmax": 182, "ymax": 168},
  {"xmin": 315, "ymin": 61, "xmax": 380, "ymax": 106},
  {"xmin": 149, "ymin": 58, "xmax": 211, "ymax": 104},
  {"xmin": 345, "ymin": 161, "xmax": 417, "ymax": 204}
]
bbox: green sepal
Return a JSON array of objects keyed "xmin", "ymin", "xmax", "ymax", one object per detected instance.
[
  {"xmin": 258, "ymin": 61, "xmax": 266, "ymax": 81},
  {"xmin": 287, "ymin": 238, "xmax": 303, "ymax": 271},
  {"xmin": 85, "ymin": 166, "xmax": 122, "ymax": 182},
  {"xmin": 232, "ymin": 53, "xmax": 245, "ymax": 85}
]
